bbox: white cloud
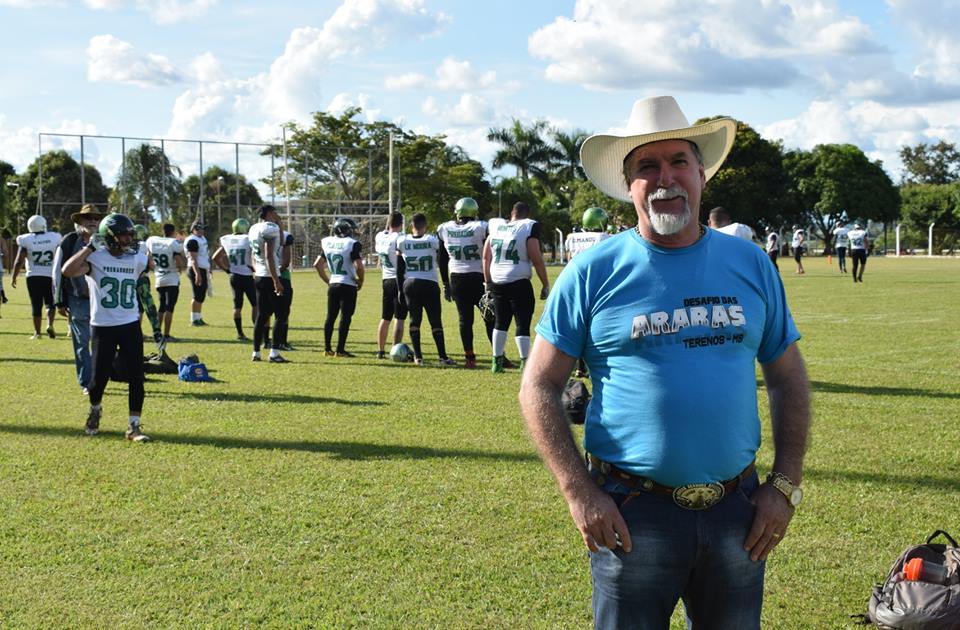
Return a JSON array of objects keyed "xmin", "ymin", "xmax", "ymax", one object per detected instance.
[
  {"xmin": 385, "ymin": 57, "xmax": 496, "ymax": 92},
  {"xmin": 326, "ymin": 93, "xmax": 382, "ymax": 122},
  {"xmin": 83, "ymin": 0, "xmax": 217, "ymax": 24},
  {"xmin": 422, "ymin": 94, "xmax": 494, "ymax": 127},
  {"xmin": 86, "ymin": 35, "xmax": 183, "ymax": 87},
  {"xmin": 167, "ymin": 0, "xmax": 446, "ymax": 139},
  {"xmin": 527, "ymin": 0, "xmax": 885, "ymax": 93},
  {"xmin": 0, "ymin": 115, "xmax": 103, "ymax": 175},
  {"xmin": 0, "ymin": 0, "xmax": 61, "ymax": 6}
]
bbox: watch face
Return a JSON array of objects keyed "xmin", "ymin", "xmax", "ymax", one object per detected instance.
[{"xmin": 790, "ymin": 487, "xmax": 803, "ymax": 506}]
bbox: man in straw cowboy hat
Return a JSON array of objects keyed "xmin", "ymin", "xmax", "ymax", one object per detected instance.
[
  {"xmin": 52, "ymin": 203, "xmax": 105, "ymax": 394},
  {"xmin": 519, "ymin": 96, "xmax": 811, "ymax": 629}
]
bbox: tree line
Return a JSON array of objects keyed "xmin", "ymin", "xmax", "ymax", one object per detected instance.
[{"xmin": 2, "ymin": 108, "xmax": 959, "ymax": 252}]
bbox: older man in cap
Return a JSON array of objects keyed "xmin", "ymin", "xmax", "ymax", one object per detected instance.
[
  {"xmin": 52, "ymin": 204, "xmax": 105, "ymax": 394},
  {"xmin": 519, "ymin": 96, "xmax": 811, "ymax": 629}
]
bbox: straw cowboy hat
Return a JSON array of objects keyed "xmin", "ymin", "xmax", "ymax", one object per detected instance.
[
  {"xmin": 70, "ymin": 203, "xmax": 106, "ymax": 223},
  {"xmin": 580, "ymin": 96, "xmax": 737, "ymax": 202}
]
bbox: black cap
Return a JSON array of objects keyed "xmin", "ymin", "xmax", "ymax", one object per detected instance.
[{"xmin": 258, "ymin": 205, "xmax": 277, "ymax": 219}]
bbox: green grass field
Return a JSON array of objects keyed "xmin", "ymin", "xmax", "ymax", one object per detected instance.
[{"xmin": 1, "ymin": 255, "xmax": 958, "ymax": 628}]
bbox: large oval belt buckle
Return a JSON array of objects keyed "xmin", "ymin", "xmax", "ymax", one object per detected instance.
[{"xmin": 672, "ymin": 482, "xmax": 725, "ymax": 510}]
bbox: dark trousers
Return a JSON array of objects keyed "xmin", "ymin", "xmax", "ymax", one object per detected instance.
[
  {"xmin": 491, "ymin": 278, "xmax": 535, "ymax": 336},
  {"xmin": 450, "ymin": 272, "xmax": 490, "ymax": 354},
  {"xmin": 157, "ymin": 286, "xmax": 179, "ymax": 313},
  {"xmin": 836, "ymin": 246, "xmax": 847, "ymax": 272},
  {"xmin": 230, "ymin": 274, "xmax": 256, "ymax": 310},
  {"xmin": 26, "ymin": 276, "xmax": 54, "ymax": 317},
  {"xmin": 403, "ymin": 278, "xmax": 447, "ymax": 360},
  {"xmin": 767, "ymin": 250, "xmax": 778, "ymax": 271},
  {"xmin": 90, "ymin": 321, "xmax": 144, "ymax": 412},
  {"xmin": 253, "ymin": 277, "xmax": 280, "ymax": 352},
  {"xmin": 187, "ymin": 268, "xmax": 208, "ymax": 303},
  {"xmin": 324, "ymin": 283, "xmax": 358, "ymax": 352},
  {"xmin": 274, "ymin": 277, "xmax": 293, "ymax": 346},
  {"xmin": 851, "ymin": 249, "xmax": 867, "ymax": 279}
]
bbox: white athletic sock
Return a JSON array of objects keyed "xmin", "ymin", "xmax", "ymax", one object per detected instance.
[
  {"xmin": 492, "ymin": 329, "xmax": 508, "ymax": 357},
  {"xmin": 252, "ymin": 350, "xmax": 260, "ymax": 359},
  {"xmin": 516, "ymin": 335, "xmax": 531, "ymax": 359},
  {"xmin": 191, "ymin": 312, "xmax": 200, "ymax": 322},
  {"xmin": 269, "ymin": 348, "xmax": 279, "ymax": 358},
  {"xmin": 129, "ymin": 415, "xmax": 140, "ymax": 428}
]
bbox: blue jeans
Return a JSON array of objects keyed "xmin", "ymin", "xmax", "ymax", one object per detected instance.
[
  {"xmin": 590, "ymin": 471, "xmax": 764, "ymax": 630},
  {"xmin": 67, "ymin": 293, "xmax": 92, "ymax": 388}
]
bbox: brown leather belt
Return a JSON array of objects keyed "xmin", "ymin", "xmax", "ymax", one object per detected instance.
[{"xmin": 588, "ymin": 455, "xmax": 756, "ymax": 510}]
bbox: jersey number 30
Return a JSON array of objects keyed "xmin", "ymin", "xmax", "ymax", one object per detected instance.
[{"xmin": 100, "ymin": 277, "xmax": 137, "ymax": 309}]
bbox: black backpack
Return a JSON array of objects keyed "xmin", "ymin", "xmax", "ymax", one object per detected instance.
[
  {"xmin": 562, "ymin": 379, "xmax": 590, "ymax": 425},
  {"xmin": 861, "ymin": 530, "xmax": 960, "ymax": 629}
]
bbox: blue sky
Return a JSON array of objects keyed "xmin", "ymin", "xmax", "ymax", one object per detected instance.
[{"xmin": 2, "ymin": 0, "xmax": 959, "ymax": 189}]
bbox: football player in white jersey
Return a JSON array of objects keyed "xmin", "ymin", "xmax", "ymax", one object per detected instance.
[
  {"xmin": 212, "ymin": 218, "xmax": 257, "ymax": 340},
  {"xmin": 248, "ymin": 205, "xmax": 286, "ymax": 363},
  {"xmin": 315, "ymin": 217, "xmax": 364, "ymax": 357},
  {"xmin": 437, "ymin": 197, "xmax": 492, "ymax": 369},
  {"xmin": 482, "ymin": 202, "xmax": 550, "ymax": 373},
  {"xmin": 791, "ymin": 225, "xmax": 805, "ymax": 275},
  {"xmin": 273, "ymin": 228, "xmax": 296, "ymax": 351},
  {"xmin": 832, "ymin": 224, "xmax": 849, "ymax": 274},
  {"xmin": 11, "ymin": 214, "xmax": 62, "ymax": 338},
  {"xmin": 847, "ymin": 221, "xmax": 869, "ymax": 283},
  {"xmin": 184, "ymin": 221, "xmax": 211, "ymax": 326},
  {"xmin": 62, "ymin": 213, "xmax": 151, "ymax": 442},
  {"xmin": 130, "ymin": 224, "xmax": 163, "ymax": 350},
  {"xmin": 765, "ymin": 230, "xmax": 780, "ymax": 271},
  {"xmin": 374, "ymin": 212, "xmax": 407, "ymax": 359},
  {"xmin": 145, "ymin": 223, "xmax": 185, "ymax": 341},
  {"xmin": 708, "ymin": 206, "xmax": 756, "ymax": 242},
  {"xmin": 396, "ymin": 213, "xmax": 455, "ymax": 366}
]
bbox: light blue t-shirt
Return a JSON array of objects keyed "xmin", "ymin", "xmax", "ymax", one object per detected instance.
[{"xmin": 536, "ymin": 228, "xmax": 800, "ymax": 486}]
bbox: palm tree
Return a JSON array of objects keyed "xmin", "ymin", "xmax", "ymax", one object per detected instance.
[
  {"xmin": 487, "ymin": 119, "xmax": 554, "ymax": 181},
  {"xmin": 115, "ymin": 144, "xmax": 183, "ymax": 222},
  {"xmin": 550, "ymin": 128, "xmax": 589, "ymax": 181}
]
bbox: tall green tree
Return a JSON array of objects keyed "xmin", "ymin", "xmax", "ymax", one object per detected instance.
[
  {"xmin": 695, "ymin": 117, "xmax": 791, "ymax": 231},
  {"xmin": 898, "ymin": 183, "xmax": 960, "ymax": 251},
  {"xmin": 181, "ymin": 166, "xmax": 264, "ymax": 235},
  {"xmin": 783, "ymin": 144, "xmax": 899, "ymax": 252},
  {"xmin": 18, "ymin": 151, "xmax": 109, "ymax": 233},
  {"xmin": 487, "ymin": 119, "xmax": 553, "ymax": 181},
  {"xmin": 549, "ymin": 128, "xmax": 589, "ymax": 182},
  {"xmin": 112, "ymin": 143, "xmax": 183, "ymax": 223},
  {"xmin": 899, "ymin": 141, "xmax": 960, "ymax": 185}
]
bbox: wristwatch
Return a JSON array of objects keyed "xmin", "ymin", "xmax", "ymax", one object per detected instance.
[{"xmin": 767, "ymin": 472, "xmax": 803, "ymax": 507}]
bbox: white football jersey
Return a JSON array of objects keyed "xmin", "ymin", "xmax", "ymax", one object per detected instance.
[
  {"xmin": 791, "ymin": 230, "xmax": 805, "ymax": 248},
  {"xmin": 184, "ymin": 234, "xmax": 210, "ymax": 270},
  {"xmin": 848, "ymin": 228, "xmax": 868, "ymax": 250},
  {"xmin": 219, "ymin": 234, "xmax": 253, "ymax": 276},
  {"xmin": 248, "ymin": 221, "xmax": 281, "ymax": 278},
  {"xmin": 487, "ymin": 218, "xmax": 538, "ymax": 283},
  {"xmin": 145, "ymin": 236, "xmax": 183, "ymax": 288},
  {"xmin": 566, "ymin": 231, "xmax": 610, "ymax": 259},
  {"xmin": 85, "ymin": 248, "xmax": 148, "ymax": 327},
  {"xmin": 16, "ymin": 232, "xmax": 62, "ymax": 278},
  {"xmin": 437, "ymin": 219, "xmax": 487, "ymax": 274},
  {"xmin": 397, "ymin": 233, "xmax": 440, "ymax": 282},
  {"xmin": 321, "ymin": 235, "xmax": 361, "ymax": 286},
  {"xmin": 375, "ymin": 230, "xmax": 402, "ymax": 280},
  {"xmin": 766, "ymin": 232, "xmax": 779, "ymax": 253},
  {"xmin": 716, "ymin": 223, "xmax": 755, "ymax": 241},
  {"xmin": 833, "ymin": 226, "xmax": 849, "ymax": 248}
]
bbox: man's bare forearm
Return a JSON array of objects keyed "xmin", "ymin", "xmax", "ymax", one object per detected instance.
[{"xmin": 763, "ymin": 344, "xmax": 811, "ymax": 483}]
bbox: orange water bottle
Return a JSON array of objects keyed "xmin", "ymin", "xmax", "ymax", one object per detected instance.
[{"xmin": 904, "ymin": 558, "xmax": 950, "ymax": 584}]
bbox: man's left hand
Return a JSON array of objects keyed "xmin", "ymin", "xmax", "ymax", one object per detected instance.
[
  {"xmin": 743, "ymin": 482, "xmax": 794, "ymax": 561},
  {"xmin": 443, "ymin": 285, "xmax": 452, "ymax": 302},
  {"xmin": 539, "ymin": 285, "xmax": 549, "ymax": 300}
]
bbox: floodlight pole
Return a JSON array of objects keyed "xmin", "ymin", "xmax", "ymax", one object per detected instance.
[
  {"xmin": 895, "ymin": 223, "xmax": 902, "ymax": 257},
  {"xmin": 80, "ymin": 135, "xmax": 86, "ymax": 204},
  {"xmin": 217, "ymin": 175, "xmax": 224, "ymax": 235},
  {"xmin": 234, "ymin": 144, "xmax": 240, "ymax": 216},
  {"xmin": 929, "ymin": 222, "xmax": 936, "ymax": 256},
  {"xmin": 282, "ymin": 124, "xmax": 291, "ymax": 228},
  {"xmin": 388, "ymin": 133, "xmax": 394, "ymax": 213},
  {"xmin": 198, "ymin": 142, "xmax": 204, "ymax": 225},
  {"xmin": 37, "ymin": 134, "xmax": 43, "ymax": 217}
]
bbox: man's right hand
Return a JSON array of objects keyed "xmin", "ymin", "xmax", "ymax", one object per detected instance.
[
  {"xmin": 193, "ymin": 269, "xmax": 202, "ymax": 286},
  {"xmin": 57, "ymin": 305, "xmax": 69, "ymax": 317},
  {"xmin": 273, "ymin": 278, "xmax": 284, "ymax": 295},
  {"xmin": 566, "ymin": 484, "xmax": 633, "ymax": 554}
]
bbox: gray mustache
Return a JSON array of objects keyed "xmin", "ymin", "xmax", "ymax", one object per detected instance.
[{"xmin": 647, "ymin": 186, "xmax": 688, "ymax": 202}]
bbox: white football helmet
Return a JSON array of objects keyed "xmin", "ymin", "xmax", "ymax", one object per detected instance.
[{"xmin": 27, "ymin": 215, "xmax": 47, "ymax": 233}]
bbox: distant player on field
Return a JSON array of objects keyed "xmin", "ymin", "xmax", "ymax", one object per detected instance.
[
  {"xmin": 212, "ymin": 218, "xmax": 257, "ymax": 340},
  {"xmin": 315, "ymin": 217, "xmax": 364, "ymax": 357},
  {"xmin": 374, "ymin": 212, "xmax": 407, "ymax": 359},
  {"xmin": 62, "ymin": 213, "xmax": 151, "ymax": 442},
  {"xmin": 766, "ymin": 230, "xmax": 780, "ymax": 271},
  {"xmin": 11, "ymin": 214, "xmax": 61, "ymax": 338},
  {"xmin": 833, "ymin": 224, "xmax": 849, "ymax": 274},
  {"xmin": 848, "ymin": 222, "xmax": 869, "ymax": 283},
  {"xmin": 184, "ymin": 221, "xmax": 211, "ymax": 326},
  {"xmin": 397, "ymin": 213, "xmax": 455, "ymax": 366},
  {"xmin": 708, "ymin": 206, "xmax": 756, "ymax": 241},
  {"xmin": 791, "ymin": 225, "xmax": 806, "ymax": 275},
  {"xmin": 248, "ymin": 205, "xmax": 287, "ymax": 363},
  {"xmin": 437, "ymin": 197, "xmax": 489, "ymax": 369},
  {"xmin": 482, "ymin": 202, "xmax": 550, "ymax": 373},
  {"xmin": 145, "ymin": 223, "xmax": 185, "ymax": 341}
]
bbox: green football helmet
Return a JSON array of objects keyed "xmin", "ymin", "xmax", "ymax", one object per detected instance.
[
  {"xmin": 454, "ymin": 197, "xmax": 479, "ymax": 220},
  {"xmin": 333, "ymin": 217, "xmax": 358, "ymax": 238},
  {"xmin": 133, "ymin": 224, "xmax": 148, "ymax": 241},
  {"xmin": 99, "ymin": 213, "xmax": 137, "ymax": 254},
  {"xmin": 232, "ymin": 217, "xmax": 251, "ymax": 235},
  {"xmin": 582, "ymin": 207, "xmax": 609, "ymax": 232}
]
